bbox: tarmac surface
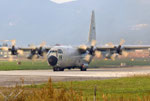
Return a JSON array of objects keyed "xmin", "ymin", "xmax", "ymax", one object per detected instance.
[{"xmin": 0, "ymin": 66, "xmax": 150, "ymax": 87}]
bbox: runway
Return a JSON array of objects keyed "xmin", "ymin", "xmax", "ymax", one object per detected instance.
[{"xmin": 0, "ymin": 66, "xmax": 150, "ymax": 87}]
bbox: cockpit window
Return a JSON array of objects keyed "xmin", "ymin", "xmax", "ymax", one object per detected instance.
[
  {"xmin": 50, "ymin": 50, "xmax": 57, "ymax": 53},
  {"xmin": 58, "ymin": 49, "xmax": 63, "ymax": 54}
]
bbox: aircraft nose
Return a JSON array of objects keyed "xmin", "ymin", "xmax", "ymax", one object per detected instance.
[{"xmin": 48, "ymin": 56, "xmax": 58, "ymax": 66}]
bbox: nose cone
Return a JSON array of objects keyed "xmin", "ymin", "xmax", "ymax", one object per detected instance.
[{"xmin": 48, "ymin": 56, "xmax": 58, "ymax": 66}]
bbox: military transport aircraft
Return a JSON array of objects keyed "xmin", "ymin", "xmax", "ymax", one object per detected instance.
[{"xmin": 1, "ymin": 11, "xmax": 150, "ymax": 71}]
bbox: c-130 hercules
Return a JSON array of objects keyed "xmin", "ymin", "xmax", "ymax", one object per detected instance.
[
  {"xmin": 1, "ymin": 11, "xmax": 150, "ymax": 71},
  {"xmin": 46, "ymin": 11, "xmax": 150, "ymax": 71}
]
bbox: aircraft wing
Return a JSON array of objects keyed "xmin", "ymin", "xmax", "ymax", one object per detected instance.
[
  {"xmin": 122, "ymin": 45, "xmax": 150, "ymax": 51},
  {"xmin": 96, "ymin": 45, "xmax": 150, "ymax": 51},
  {"xmin": 94, "ymin": 45, "xmax": 150, "ymax": 59},
  {"xmin": 0, "ymin": 47, "xmax": 51, "ymax": 52},
  {"xmin": 96, "ymin": 46, "xmax": 115, "ymax": 52},
  {"xmin": 0, "ymin": 46, "xmax": 52, "ymax": 59},
  {"xmin": 16, "ymin": 47, "xmax": 51, "ymax": 52}
]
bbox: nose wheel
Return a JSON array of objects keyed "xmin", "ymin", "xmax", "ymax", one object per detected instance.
[
  {"xmin": 80, "ymin": 66, "xmax": 87, "ymax": 71},
  {"xmin": 53, "ymin": 67, "xmax": 64, "ymax": 71},
  {"xmin": 80, "ymin": 64, "xmax": 87, "ymax": 71}
]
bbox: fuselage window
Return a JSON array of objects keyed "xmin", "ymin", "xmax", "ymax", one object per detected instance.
[{"xmin": 49, "ymin": 50, "xmax": 58, "ymax": 57}]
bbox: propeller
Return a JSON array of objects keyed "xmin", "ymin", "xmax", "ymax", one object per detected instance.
[
  {"xmin": 114, "ymin": 39, "xmax": 125, "ymax": 55},
  {"xmin": 80, "ymin": 40, "xmax": 102, "ymax": 62},
  {"xmin": 105, "ymin": 39, "xmax": 128, "ymax": 60},
  {"xmin": 110, "ymin": 39, "xmax": 127, "ymax": 56},
  {"xmin": 27, "ymin": 44, "xmax": 37, "ymax": 59},
  {"xmin": 38, "ymin": 41, "xmax": 46, "ymax": 56},
  {"xmin": 28, "ymin": 41, "xmax": 47, "ymax": 59},
  {"xmin": 1, "ymin": 40, "xmax": 24, "ymax": 56},
  {"xmin": 10, "ymin": 40, "xmax": 24, "ymax": 56},
  {"xmin": 1, "ymin": 40, "xmax": 24, "ymax": 61}
]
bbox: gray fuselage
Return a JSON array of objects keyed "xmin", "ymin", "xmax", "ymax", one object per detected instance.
[{"xmin": 47, "ymin": 46, "xmax": 88, "ymax": 69}]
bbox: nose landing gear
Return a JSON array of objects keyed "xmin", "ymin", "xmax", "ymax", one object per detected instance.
[{"xmin": 80, "ymin": 64, "xmax": 87, "ymax": 71}]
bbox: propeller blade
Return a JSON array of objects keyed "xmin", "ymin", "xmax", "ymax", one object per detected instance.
[
  {"xmin": 8, "ymin": 55, "xmax": 13, "ymax": 62},
  {"xmin": 40, "ymin": 41, "xmax": 46, "ymax": 47},
  {"xmin": 32, "ymin": 55, "xmax": 37, "ymax": 61},
  {"xmin": 122, "ymin": 51, "xmax": 128, "ymax": 57},
  {"xmin": 95, "ymin": 51, "xmax": 102, "ymax": 58},
  {"xmin": 84, "ymin": 54, "xmax": 91, "ymax": 62},
  {"xmin": 105, "ymin": 42, "xmax": 114, "ymax": 47},
  {"xmin": 1, "ymin": 47, "xmax": 9, "ymax": 51},
  {"xmin": 79, "ymin": 45, "xmax": 87, "ymax": 50},
  {"xmin": 17, "ymin": 50, "xmax": 24, "ymax": 55},
  {"xmin": 120, "ymin": 39, "xmax": 125, "ymax": 46},
  {"xmin": 30, "ymin": 44, "xmax": 36, "ymax": 49},
  {"xmin": 111, "ymin": 54, "xmax": 117, "ymax": 61},
  {"xmin": 91, "ymin": 40, "xmax": 96, "ymax": 47},
  {"xmin": 42, "ymin": 52, "xmax": 47, "ymax": 61},
  {"xmin": 10, "ymin": 40, "xmax": 16, "ymax": 46}
]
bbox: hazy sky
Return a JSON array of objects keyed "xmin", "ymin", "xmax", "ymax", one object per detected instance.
[{"xmin": 0, "ymin": 0, "xmax": 150, "ymax": 46}]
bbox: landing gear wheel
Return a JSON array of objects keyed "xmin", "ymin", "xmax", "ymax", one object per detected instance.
[
  {"xmin": 60, "ymin": 68, "xmax": 64, "ymax": 71},
  {"xmin": 80, "ymin": 67, "xmax": 87, "ymax": 71},
  {"xmin": 56, "ymin": 67, "xmax": 60, "ymax": 71},
  {"xmin": 53, "ymin": 67, "xmax": 57, "ymax": 71},
  {"xmin": 68, "ymin": 67, "xmax": 71, "ymax": 70},
  {"xmin": 53, "ymin": 67, "xmax": 64, "ymax": 71}
]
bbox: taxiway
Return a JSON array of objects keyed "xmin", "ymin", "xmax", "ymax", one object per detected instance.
[{"xmin": 0, "ymin": 66, "xmax": 150, "ymax": 87}]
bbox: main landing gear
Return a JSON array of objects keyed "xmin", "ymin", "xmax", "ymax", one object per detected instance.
[
  {"xmin": 53, "ymin": 66, "xmax": 87, "ymax": 71},
  {"xmin": 53, "ymin": 67, "xmax": 64, "ymax": 71}
]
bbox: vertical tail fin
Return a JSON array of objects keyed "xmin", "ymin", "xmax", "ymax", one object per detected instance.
[{"xmin": 88, "ymin": 10, "xmax": 96, "ymax": 45}]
